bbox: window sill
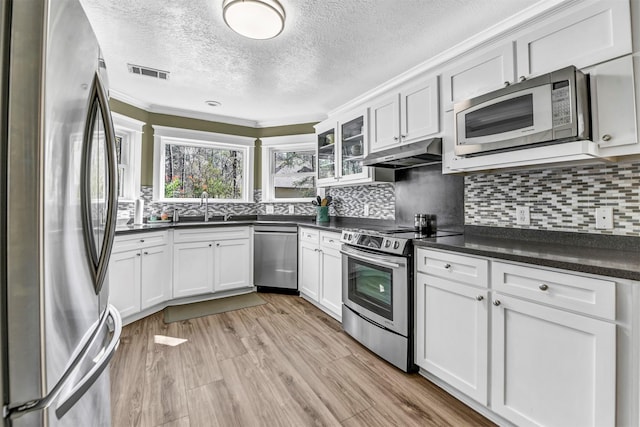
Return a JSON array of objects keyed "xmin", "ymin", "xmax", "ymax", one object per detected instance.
[
  {"xmin": 260, "ymin": 198, "xmax": 315, "ymax": 204},
  {"xmin": 155, "ymin": 198, "xmax": 254, "ymax": 204}
]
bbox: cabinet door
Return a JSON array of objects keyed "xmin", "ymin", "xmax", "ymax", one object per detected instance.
[
  {"xmin": 415, "ymin": 273, "xmax": 488, "ymax": 404},
  {"xmin": 369, "ymin": 93, "xmax": 400, "ymax": 152},
  {"xmin": 109, "ymin": 249, "xmax": 141, "ymax": 318},
  {"xmin": 491, "ymin": 294, "xmax": 616, "ymax": 427},
  {"xmin": 442, "ymin": 42, "xmax": 515, "ymax": 111},
  {"xmin": 317, "ymin": 123, "xmax": 337, "ymax": 186},
  {"xmin": 516, "ymin": 0, "xmax": 632, "ymax": 78},
  {"xmin": 339, "ymin": 112, "xmax": 369, "ymax": 183},
  {"xmin": 173, "ymin": 241, "xmax": 214, "ymax": 298},
  {"xmin": 588, "ymin": 55, "xmax": 638, "ymax": 150},
  {"xmin": 140, "ymin": 245, "xmax": 171, "ymax": 310},
  {"xmin": 213, "ymin": 238, "xmax": 252, "ymax": 292},
  {"xmin": 319, "ymin": 247, "xmax": 342, "ymax": 318},
  {"xmin": 299, "ymin": 240, "xmax": 320, "ymax": 300},
  {"xmin": 400, "ymin": 76, "xmax": 439, "ymax": 144}
]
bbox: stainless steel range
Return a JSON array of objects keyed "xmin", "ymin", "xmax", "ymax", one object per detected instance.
[{"xmin": 340, "ymin": 227, "xmax": 460, "ymax": 372}]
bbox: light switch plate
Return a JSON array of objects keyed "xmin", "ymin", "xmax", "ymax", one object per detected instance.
[
  {"xmin": 363, "ymin": 204, "xmax": 370, "ymax": 216},
  {"xmin": 266, "ymin": 205, "xmax": 274, "ymax": 214},
  {"xmin": 288, "ymin": 205, "xmax": 295, "ymax": 214},
  {"xmin": 595, "ymin": 207, "xmax": 613, "ymax": 229}
]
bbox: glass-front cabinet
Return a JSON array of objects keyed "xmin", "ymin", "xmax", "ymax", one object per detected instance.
[
  {"xmin": 315, "ymin": 108, "xmax": 373, "ymax": 187},
  {"xmin": 317, "ymin": 125, "xmax": 336, "ymax": 184}
]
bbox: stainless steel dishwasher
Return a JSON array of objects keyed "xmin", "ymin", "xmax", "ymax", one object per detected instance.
[{"xmin": 254, "ymin": 224, "xmax": 298, "ymax": 292}]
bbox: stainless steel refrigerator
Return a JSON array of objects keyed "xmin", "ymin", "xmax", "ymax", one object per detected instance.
[{"xmin": 1, "ymin": 0, "xmax": 122, "ymax": 425}]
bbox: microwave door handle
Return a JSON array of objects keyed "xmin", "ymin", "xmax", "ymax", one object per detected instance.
[
  {"xmin": 54, "ymin": 305, "xmax": 122, "ymax": 419},
  {"xmin": 339, "ymin": 249, "xmax": 402, "ymax": 269}
]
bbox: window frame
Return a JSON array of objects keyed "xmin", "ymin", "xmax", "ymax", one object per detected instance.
[
  {"xmin": 111, "ymin": 112, "xmax": 144, "ymax": 201},
  {"xmin": 153, "ymin": 126, "xmax": 255, "ymax": 203},
  {"xmin": 261, "ymin": 134, "xmax": 316, "ymax": 203}
]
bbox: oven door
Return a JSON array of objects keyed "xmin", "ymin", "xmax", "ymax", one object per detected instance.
[{"xmin": 341, "ymin": 245, "xmax": 409, "ymax": 337}]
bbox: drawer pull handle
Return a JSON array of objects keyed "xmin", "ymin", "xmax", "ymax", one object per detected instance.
[
  {"xmin": 216, "ymin": 243, "xmax": 220, "ymax": 247},
  {"xmin": 140, "ymin": 239, "xmax": 145, "ymax": 243},
  {"xmin": 136, "ymin": 253, "xmax": 141, "ymax": 257},
  {"xmin": 493, "ymin": 300, "xmax": 501, "ymax": 306},
  {"xmin": 143, "ymin": 251, "xmax": 149, "ymax": 255},
  {"xmin": 329, "ymin": 239, "xmax": 334, "ymax": 243},
  {"xmin": 209, "ymin": 244, "xmax": 212, "ymax": 247},
  {"xmin": 476, "ymin": 295, "xmax": 484, "ymax": 301},
  {"xmin": 443, "ymin": 263, "xmax": 451, "ymax": 270},
  {"xmin": 539, "ymin": 284, "xmax": 549, "ymax": 291}
]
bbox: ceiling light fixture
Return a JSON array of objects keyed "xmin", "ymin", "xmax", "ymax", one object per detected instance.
[
  {"xmin": 222, "ymin": 0, "xmax": 285, "ymax": 40},
  {"xmin": 205, "ymin": 100, "xmax": 222, "ymax": 107}
]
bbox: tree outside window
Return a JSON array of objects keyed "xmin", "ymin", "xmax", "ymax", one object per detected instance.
[
  {"xmin": 164, "ymin": 144, "xmax": 244, "ymax": 199},
  {"xmin": 272, "ymin": 150, "xmax": 316, "ymax": 199}
]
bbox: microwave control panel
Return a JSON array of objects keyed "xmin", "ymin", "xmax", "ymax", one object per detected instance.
[{"xmin": 551, "ymin": 80, "xmax": 571, "ymax": 127}]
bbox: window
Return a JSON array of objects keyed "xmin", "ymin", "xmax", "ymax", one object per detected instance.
[
  {"xmin": 153, "ymin": 126, "xmax": 254, "ymax": 202},
  {"xmin": 261, "ymin": 134, "xmax": 316, "ymax": 202},
  {"xmin": 112, "ymin": 113, "xmax": 144, "ymax": 201}
]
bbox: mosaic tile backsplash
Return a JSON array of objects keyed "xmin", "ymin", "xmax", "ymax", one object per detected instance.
[
  {"xmin": 117, "ymin": 183, "xmax": 396, "ymax": 220},
  {"xmin": 117, "ymin": 160, "xmax": 640, "ymax": 236},
  {"xmin": 465, "ymin": 161, "xmax": 640, "ymax": 236}
]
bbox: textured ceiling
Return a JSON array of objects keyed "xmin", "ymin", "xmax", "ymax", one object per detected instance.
[{"xmin": 79, "ymin": 0, "xmax": 538, "ymax": 126}]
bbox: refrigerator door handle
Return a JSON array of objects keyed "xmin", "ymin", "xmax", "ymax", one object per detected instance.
[
  {"xmin": 2, "ymin": 305, "xmax": 122, "ymax": 420},
  {"xmin": 54, "ymin": 304, "xmax": 122, "ymax": 418}
]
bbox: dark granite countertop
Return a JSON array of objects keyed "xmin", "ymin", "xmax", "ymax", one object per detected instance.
[
  {"xmin": 413, "ymin": 226, "xmax": 640, "ymax": 281},
  {"xmin": 115, "ymin": 219, "xmax": 639, "ymax": 281},
  {"xmin": 114, "ymin": 215, "xmax": 379, "ymax": 235}
]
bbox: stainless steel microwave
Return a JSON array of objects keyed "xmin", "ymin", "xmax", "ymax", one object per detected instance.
[{"xmin": 454, "ymin": 66, "xmax": 590, "ymax": 156}]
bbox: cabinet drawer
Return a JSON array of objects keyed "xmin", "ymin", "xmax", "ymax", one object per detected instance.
[
  {"xmin": 299, "ymin": 228, "xmax": 319, "ymax": 244},
  {"xmin": 173, "ymin": 226, "xmax": 250, "ymax": 243},
  {"xmin": 416, "ymin": 248, "xmax": 488, "ymax": 288},
  {"xmin": 113, "ymin": 231, "xmax": 168, "ymax": 253},
  {"xmin": 492, "ymin": 261, "xmax": 615, "ymax": 319},
  {"xmin": 320, "ymin": 231, "xmax": 341, "ymax": 251}
]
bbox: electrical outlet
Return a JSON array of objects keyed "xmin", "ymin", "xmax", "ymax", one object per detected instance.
[
  {"xmin": 266, "ymin": 205, "xmax": 274, "ymax": 214},
  {"xmin": 595, "ymin": 207, "xmax": 613, "ymax": 229},
  {"xmin": 515, "ymin": 206, "xmax": 530, "ymax": 225},
  {"xmin": 363, "ymin": 204, "xmax": 370, "ymax": 216},
  {"xmin": 288, "ymin": 205, "xmax": 295, "ymax": 214}
]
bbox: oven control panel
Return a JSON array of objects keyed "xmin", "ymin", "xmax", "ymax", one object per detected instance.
[{"xmin": 340, "ymin": 230, "xmax": 409, "ymax": 255}]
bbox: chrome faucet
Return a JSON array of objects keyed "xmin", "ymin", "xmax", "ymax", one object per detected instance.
[
  {"xmin": 223, "ymin": 213, "xmax": 233, "ymax": 222},
  {"xmin": 200, "ymin": 191, "xmax": 209, "ymax": 222}
]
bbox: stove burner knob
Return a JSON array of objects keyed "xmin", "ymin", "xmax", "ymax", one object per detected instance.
[
  {"xmin": 384, "ymin": 240, "xmax": 391, "ymax": 248},
  {"xmin": 393, "ymin": 241, "xmax": 400, "ymax": 249}
]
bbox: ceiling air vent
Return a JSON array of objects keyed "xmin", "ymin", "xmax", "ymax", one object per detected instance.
[{"xmin": 127, "ymin": 63, "xmax": 170, "ymax": 80}]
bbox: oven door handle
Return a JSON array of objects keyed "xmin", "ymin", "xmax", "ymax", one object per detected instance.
[{"xmin": 340, "ymin": 249, "xmax": 403, "ymax": 269}]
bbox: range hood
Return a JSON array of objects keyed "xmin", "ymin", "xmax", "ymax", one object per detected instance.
[{"xmin": 362, "ymin": 138, "xmax": 442, "ymax": 169}]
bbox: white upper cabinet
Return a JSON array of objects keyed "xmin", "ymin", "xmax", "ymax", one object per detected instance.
[
  {"xmin": 370, "ymin": 75, "xmax": 439, "ymax": 153},
  {"xmin": 442, "ymin": 42, "xmax": 515, "ymax": 112},
  {"xmin": 316, "ymin": 109, "xmax": 392, "ymax": 186},
  {"xmin": 369, "ymin": 94, "xmax": 400, "ymax": 152},
  {"xmin": 587, "ymin": 55, "xmax": 639, "ymax": 153},
  {"xmin": 516, "ymin": 0, "xmax": 632, "ymax": 78}
]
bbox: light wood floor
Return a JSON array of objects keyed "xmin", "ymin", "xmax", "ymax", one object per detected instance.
[{"xmin": 110, "ymin": 293, "xmax": 494, "ymax": 427}]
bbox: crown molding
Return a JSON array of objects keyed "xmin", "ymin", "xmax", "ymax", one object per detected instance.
[
  {"xmin": 256, "ymin": 113, "xmax": 326, "ymax": 128},
  {"xmin": 109, "ymin": 89, "xmax": 151, "ymax": 111},
  {"xmin": 148, "ymin": 104, "xmax": 259, "ymax": 128},
  {"xmin": 328, "ymin": 0, "xmax": 579, "ymax": 117}
]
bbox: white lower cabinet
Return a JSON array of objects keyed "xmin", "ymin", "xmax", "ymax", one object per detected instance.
[
  {"xmin": 298, "ymin": 228, "xmax": 342, "ymax": 319},
  {"xmin": 109, "ymin": 231, "xmax": 171, "ymax": 319},
  {"xmin": 214, "ymin": 238, "xmax": 251, "ymax": 292},
  {"xmin": 491, "ymin": 294, "xmax": 616, "ymax": 427},
  {"xmin": 173, "ymin": 241, "xmax": 214, "ymax": 298},
  {"xmin": 415, "ymin": 248, "xmax": 619, "ymax": 427},
  {"xmin": 173, "ymin": 227, "xmax": 252, "ymax": 298},
  {"xmin": 415, "ymin": 272, "xmax": 488, "ymax": 404}
]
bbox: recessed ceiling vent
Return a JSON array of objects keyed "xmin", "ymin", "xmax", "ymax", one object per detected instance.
[{"xmin": 127, "ymin": 63, "xmax": 170, "ymax": 80}]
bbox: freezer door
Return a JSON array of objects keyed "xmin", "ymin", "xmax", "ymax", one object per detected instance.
[{"xmin": 3, "ymin": 0, "xmax": 120, "ymax": 426}]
